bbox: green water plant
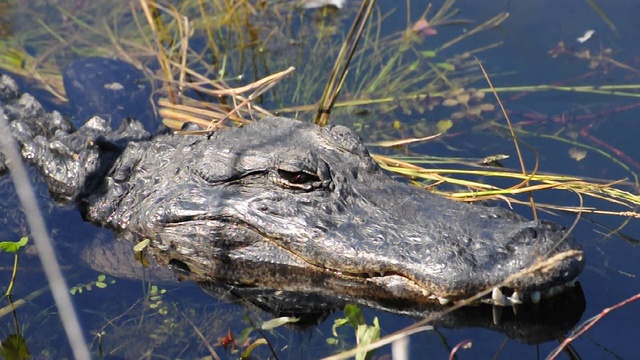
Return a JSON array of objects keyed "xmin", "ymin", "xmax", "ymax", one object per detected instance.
[
  {"xmin": 327, "ymin": 304, "xmax": 380, "ymax": 360},
  {"xmin": 69, "ymin": 274, "xmax": 115, "ymax": 295},
  {"xmin": 0, "ymin": 236, "xmax": 28, "ymax": 297}
]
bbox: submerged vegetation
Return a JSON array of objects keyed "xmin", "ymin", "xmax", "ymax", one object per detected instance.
[{"xmin": 1, "ymin": 0, "xmax": 640, "ymax": 358}]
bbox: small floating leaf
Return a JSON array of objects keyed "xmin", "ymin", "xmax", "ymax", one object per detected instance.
[
  {"xmin": 261, "ymin": 316, "xmax": 300, "ymax": 330},
  {"xmin": 436, "ymin": 119, "xmax": 453, "ymax": 133},
  {"xmin": 451, "ymin": 111, "xmax": 466, "ymax": 120},
  {"xmin": 569, "ymin": 148, "xmax": 587, "ymax": 161},
  {"xmin": 472, "ymin": 91, "xmax": 486, "ymax": 100},
  {"xmin": 456, "ymin": 93, "xmax": 470, "ymax": 106},
  {"xmin": 479, "ymin": 103, "xmax": 495, "ymax": 111},
  {"xmin": 442, "ymin": 98, "xmax": 459, "ymax": 107},
  {"xmin": 326, "ymin": 337, "xmax": 340, "ymax": 345}
]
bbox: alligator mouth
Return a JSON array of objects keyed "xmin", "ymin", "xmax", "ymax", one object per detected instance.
[
  {"xmin": 163, "ymin": 217, "xmax": 583, "ymax": 307},
  {"xmin": 329, "ymin": 268, "xmax": 581, "ymax": 306},
  {"xmin": 479, "ymin": 280, "xmax": 579, "ymax": 306}
]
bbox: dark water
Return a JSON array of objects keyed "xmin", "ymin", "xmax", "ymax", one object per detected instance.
[{"xmin": 1, "ymin": 0, "xmax": 640, "ymax": 358}]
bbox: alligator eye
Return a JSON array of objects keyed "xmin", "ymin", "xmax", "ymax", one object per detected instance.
[{"xmin": 277, "ymin": 169, "xmax": 320, "ymax": 184}]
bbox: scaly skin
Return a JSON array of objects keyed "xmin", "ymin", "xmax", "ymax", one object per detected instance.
[{"xmin": 0, "ymin": 74, "xmax": 584, "ymax": 305}]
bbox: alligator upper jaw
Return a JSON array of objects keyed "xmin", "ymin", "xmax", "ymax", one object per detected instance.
[
  {"xmin": 155, "ymin": 212, "xmax": 584, "ymax": 306},
  {"xmin": 148, "ymin": 172, "xmax": 585, "ymax": 306}
]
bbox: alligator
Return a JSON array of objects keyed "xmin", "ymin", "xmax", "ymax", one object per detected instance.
[{"xmin": 0, "ymin": 72, "xmax": 584, "ymax": 307}]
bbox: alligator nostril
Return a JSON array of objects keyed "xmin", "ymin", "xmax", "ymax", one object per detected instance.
[
  {"xmin": 523, "ymin": 227, "xmax": 538, "ymax": 239},
  {"xmin": 168, "ymin": 259, "xmax": 191, "ymax": 277}
]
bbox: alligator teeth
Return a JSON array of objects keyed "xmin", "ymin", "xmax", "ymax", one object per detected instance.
[
  {"xmin": 437, "ymin": 297, "xmax": 451, "ymax": 305},
  {"xmin": 566, "ymin": 279, "xmax": 577, "ymax": 287},
  {"xmin": 492, "ymin": 306, "xmax": 503, "ymax": 325},
  {"xmin": 531, "ymin": 291, "xmax": 541, "ymax": 304},
  {"xmin": 544, "ymin": 286, "xmax": 561, "ymax": 298},
  {"xmin": 509, "ymin": 291, "xmax": 523, "ymax": 304},
  {"xmin": 492, "ymin": 287, "xmax": 506, "ymax": 305},
  {"xmin": 511, "ymin": 304, "xmax": 519, "ymax": 316}
]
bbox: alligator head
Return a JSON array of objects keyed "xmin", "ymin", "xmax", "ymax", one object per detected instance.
[
  {"xmin": 0, "ymin": 73, "xmax": 583, "ymax": 306},
  {"xmin": 85, "ymin": 117, "xmax": 584, "ymax": 306}
]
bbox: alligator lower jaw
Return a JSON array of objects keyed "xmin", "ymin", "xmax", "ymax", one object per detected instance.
[{"xmin": 335, "ymin": 270, "xmax": 581, "ymax": 307}]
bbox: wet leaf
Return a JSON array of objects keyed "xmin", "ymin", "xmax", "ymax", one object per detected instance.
[
  {"xmin": 472, "ymin": 91, "xmax": 486, "ymax": 100},
  {"xmin": 451, "ymin": 111, "xmax": 466, "ymax": 120},
  {"xmin": 479, "ymin": 103, "xmax": 495, "ymax": 111},
  {"xmin": 569, "ymin": 148, "xmax": 587, "ymax": 161},
  {"xmin": 344, "ymin": 304, "xmax": 365, "ymax": 328},
  {"xmin": 326, "ymin": 337, "xmax": 340, "ymax": 345},
  {"xmin": 412, "ymin": 18, "xmax": 438, "ymax": 37},
  {"xmin": 331, "ymin": 318, "xmax": 349, "ymax": 337},
  {"xmin": 97, "ymin": 274, "xmax": 106, "ymax": 282},
  {"xmin": 467, "ymin": 106, "xmax": 483, "ymax": 117},
  {"xmin": 436, "ymin": 119, "xmax": 453, "ymax": 133},
  {"xmin": 456, "ymin": 93, "xmax": 470, "ymax": 105},
  {"xmin": 0, "ymin": 237, "xmax": 28, "ymax": 254},
  {"xmin": 355, "ymin": 317, "xmax": 380, "ymax": 360},
  {"xmin": 0, "ymin": 334, "xmax": 30, "ymax": 360},
  {"xmin": 261, "ymin": 316, "xmax": 299, "ymax": 330},
  {"xmin": 236, "ymin": 327, "xmax": 254, "ymax": 344},
  {"xmin": 240, "ymin": 338, "xmax": 267, "ymax": 359},
  {"xmin": 95, "ymin": 282, "xmax": 107, "ymax": 289},
  {"xmin": 220, "ymin": 328, "xmax": 235, "ymax": 351},
  {"xmin": 133, "ymin": 239, "xmax": 150, "ymax": 252},
  {"xmin": 442, "ymin": 98, "xmax": 459, "ymax": 107}
]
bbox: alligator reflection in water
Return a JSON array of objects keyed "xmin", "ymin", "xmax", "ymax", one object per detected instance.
[
  {"xmin": 84, "ymin": 239, "xmax": 586, "ymax": 345},
  {"xmin": 0, "ymin": 72, "xmax": 584, "ymax": 337}
]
